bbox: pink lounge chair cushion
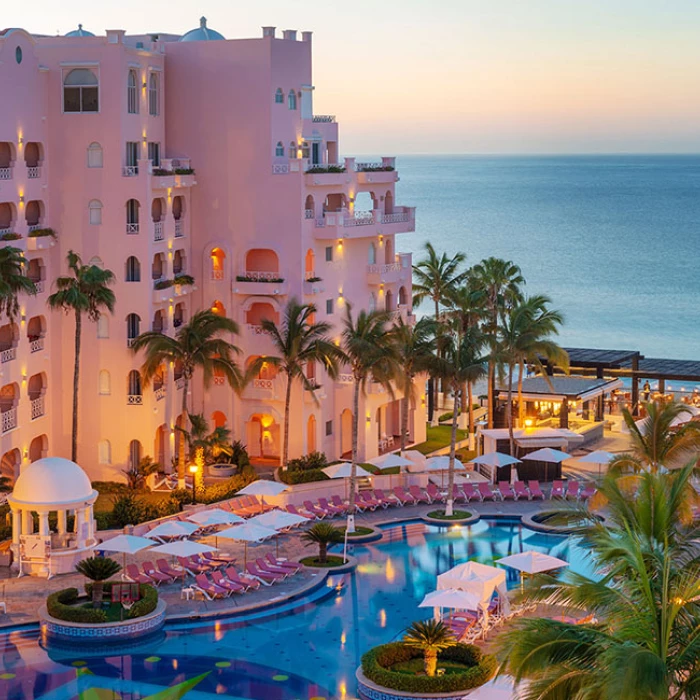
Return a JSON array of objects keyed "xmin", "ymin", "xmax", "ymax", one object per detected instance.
[
  {"xmin": 225, "ymin": 567, "xmax": 260, "ymax": 589},
  {"xmin": 246, "ymin": 562, "xmax": 283, "ymax": 581},
  {"xmin": 194, "ymin": 574, "xmax": 228, "ymax": 597}
]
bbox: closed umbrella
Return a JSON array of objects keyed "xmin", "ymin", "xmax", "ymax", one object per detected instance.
[
  {"xmin": 145, "ymin": 520, "xmax": 200, "ymax": 542},
  {"xmin": 239, "ymin": 480, "xmax": 288, "ymax": 513},
  {"xmin": 95, "ymin": 534, "xmax": 154, "ymax": 570},
  {"xmin": 218, "ymin": 522, "xmax": 277, "ymax": 565},
  {"xmin": 576, "ymin": 450, "xmax": 615, "ymax": 477}
]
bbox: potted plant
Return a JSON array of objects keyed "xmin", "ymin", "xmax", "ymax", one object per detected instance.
[
  {"xmin": 75, "ymin": 556, "xmax": 122, "ymax": 608},
  {"xmin": 300, "ymin": 522, "xmax": 344, "ymax": 565},
  {"xmin": 402, "ymin": 619, "xmax": 457, "ymax": 677}
]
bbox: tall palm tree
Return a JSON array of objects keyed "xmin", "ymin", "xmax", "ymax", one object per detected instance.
[
  {"xmin": 436, "ymin": 325, "xmax": 487, "ymax": 516},
  {"xmin": 389, "ymin": 317, "xmax": 437, "ymax": 454},
  {"xmin": 470, "ymin": 258, "xmax": 524, "ymax": 428},
  {"xmin": 246, "ymin": 299, "xmax": 342, "ymax": 469},
  {"xmin": 47, "ymin": 251, "xmax": 115, "ymax": 461},
  {"xmin": 0, "ymin": 246, "xmax": 36, "ymax": 320},
  {"xmin": 412, "ymin": 243, "xmax": 469, "ymax": 422},
  {"xmin": 131, "ymin": 310, "xmax": 241, "ymax": 485},
  {"xmin": 341, "ymin": 305, "xmax": 398, "ymax": 531},
  {"xmin": 498, "ymin": 463, "xmax": 700, "ymax": 699},
  {"xmin": 500, "ymin": 295, "xmax": 568, "ymax": 455}
]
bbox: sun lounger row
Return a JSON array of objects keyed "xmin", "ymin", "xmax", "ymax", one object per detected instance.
[{"xmin": 220, "ymin": 495, "xmax": 276, "ymax": 517}]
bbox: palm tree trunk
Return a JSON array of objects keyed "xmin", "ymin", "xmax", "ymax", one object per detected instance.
[
  {"xmin": 425, "ymin": 650, "xmax": 438, "ymax": 677},
  {"xmin": 71, "ymin": 310, "xmax": 81, "ymax": 462},
  {"xmin": 282, "ymin": 371, "xmax": 292, "ymax": 469},
  {"xmin": 487, "ymin": 361, "xmax": 494, "ymax": 429},
  {"xmin": 401, "ymin": 376, "xmax": 410, "ymax": 454},
  {"xmin": 446, "ymin": 387, "xmax": 459, "ymax": 517},
  {"xmin": 467, "ymin": 382, "xmax": 474, "ymax": 443},
  {"xmin": 433, "ymin": 298, "xmax": 440, "ymax": 422},
  {"xmin": 319, "ymin": 541, "xmax": 327, "ymax": 564},
  {"xmin": 347, "ymin": 379, "xmax": 360, "ymax": 533},
  {"xmin": 178, "ymin": 376, "xmax": 189, "ymax": 488},
  {"xmin": 507, "ymin": 363, "xmax": 515, "ymax": 456},
  {"xmin": 92, "ymin": 580, "xmax": 103, "ymax": 609},
  {"xmin": 518, "ymin": 358, "xmax": 525, "ymax": 427}
]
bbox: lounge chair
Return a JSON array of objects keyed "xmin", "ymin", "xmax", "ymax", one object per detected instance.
[
  {"xmin": 371, "ymin": 489, "xmax": 395, "ymax": 508},
  {"xmin": 318, "ymin": 497, "xmax": 345, "ymax": 517},
  {"xmin": 331, "ymin": 495, "xmax": 350, "ymax": 513},
  {"xmin": 498, "ymin": 481, "xmax": 515, "ymax": 500},
  {"xmin": 565, "ymin": 481, "xmax": 580, "ymax": 500},
  {"xmin": 528, "ymin": 480, "xmax": 546, "ymax": 500},
  {"xmin": 393, "ymin": 486, "xmax": 417, "ymax": 505},
  {"xmin": 202, "ymin": 551, "xmax": 236, "ymax": 566},
  {"xmin": 156, "ymin": 558, "xmax": 186, "ymax": 581},
  {"xmin": 450, "ymin": 484, "xmax": 467, "ymax": 503},
  {"xmin": 286, "ymin": 504, "xmax": 315, "ymax": 520},
  {"xmin": 193, "ymin": 573, "xmax": 229, "ymax": 600},
  {"xmin": 551, "ymin": 480, "xmax": 565, "ymax": 499},
  {"xmin": 245, "ymin": 561, "xmax": 284, "ymax": 584},
  {"xmin": 225, "ymin": 567, "xmax": 261, "ymax": 591},
  {"xmin": 125, "ymin": 564, "xmax": 153, "ymax": 585},
  {"xmin": 426, "ymin": 483, "xmax": 446, "ymax": 503},
  {"xmin": 142, "ymin": 561, "xmax": 174, "ymax": 585},
  {"xmin": 256, "ymin": 558, "xmax": 291, "ymax": 579},
  {"xmin": 357, "ymin": 491, "xmax": 381, "ymax": 511},
  {"xmin": 177, "ymin": 556, "xmax": 209, "ymax": 576},
  {"xmin": 514, "ymin": 481, "xmax": 530, "ymax": 500},
  {"xmin": 303, "ymin": 500, "xmax": 331, "ymax": 519},
  {"xmin": 265, "ymin": 553, "xmax": 303, "ymax": 573},
  {"xmin": 478, "ymin": 483, "xmax": 500, "ymax": 502},
  {"xmin": 580, "ymin": 483, "xmax": 596, "ymax": 500},
  {"xmin": 211, "ymin": 570, "xmax": 245, "ymax": 594},
  {"xmin": 409, "ymin": 485, "xmax": 431, "ymax": 504},
  {"xmin": 191, "ymin": 554, "xmax": 220, "ymax": 570},
  {"xmin": 462, "ymin": 484, "xmax": 480, "ymax": 502}
]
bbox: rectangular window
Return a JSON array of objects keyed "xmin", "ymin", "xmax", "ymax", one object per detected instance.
[
  {"xmin": 148, "ymin": 142, "xmax": 160, "ymax": 167},
  {"xmin": 325, "ymin": 420, "xmax": 333, "ymax": 436},
  {"xmin": 126, "ymin": 141, "xmax": 139, "ymax": 170},
  {"xmin": 64, "ymin": 87, "xmax": 99, "ymax": 113},
  {"xmin": 148, "ymin": 73, "xmax": 159, "ymax": 116},
  {"xmin": 325, "ymin": 246, "xmax": 333, "ymax": 262},
  {"xmin": 326, "ymin": 299, "xmax": 333, "ymax": 315}
]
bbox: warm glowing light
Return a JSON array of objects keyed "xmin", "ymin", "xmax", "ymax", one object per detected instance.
[
  {"xmin": 214, "ymin": 621, "xmax": 224, "ymax": 641},
  {"xmin": 379, "ymin": 609, "xmax": 387, "ymax": 628},
  {"xmin": 260, "ymin": 414, "xmax": 274, "ymax": 429},
  {"xmin": 189, "ymin": 464, "xmax": 198, "ymax": 474},
  {"xmin": 524, "ymin": 418, "xmax": 534, "ymax": 428},
  {"xmin": 340, "ymin": 631, "xmax": 346, "ymax": 645},
  {"xmin": 385, "ymin": 557, "xmax": 395, "ymax": 584}
]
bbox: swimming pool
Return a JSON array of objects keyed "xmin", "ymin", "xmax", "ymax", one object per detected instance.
[{"xmin": 0, "ymin": 518, "xmax": 594, "ymax": 699}]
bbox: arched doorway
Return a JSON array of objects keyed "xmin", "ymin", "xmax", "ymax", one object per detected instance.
[
  {"xmin": 154, "ymin": 424, "xmax": 166, "ymax": 467},
  {"xmin": 0, "ymin": 448, "xmax": 20, "ymax": 485},
  {"xmin": 210, "ymin": 248, "xmax": 226, "ymax": 280},
  {"xmin": 385, "ymin": 289, "xmax": 394, "ymax": 312},
  {"xmin": 340, "ymin": 408, "xmax": 353, "ymax": 457},
  {"xmin": 29, "ymin": 434, "xmax": 48, "ymax": 463},
  {"xmin": 245, "ymin": 413, "xmax": 280, "ymax": 461},
  {"xmin": 307, "ymin": 415, "xmax": 317, "ymax": 454},
  {"xmin": 305, "ymin": 249, "xmax": 315, "ymax": 279},
  {"xmin": 212, "ymin": 411, "xmax": 227, "ymax": 428},
  {"xmin": 384, "ymin": 190, "xmax": 394, "ymax": 215},
  {"xmin": 384, "ymin": 236, "xmax": 394, "ymax": 264}
]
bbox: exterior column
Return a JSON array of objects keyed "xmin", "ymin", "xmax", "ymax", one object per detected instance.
[
  {"xmin": 38, "ymin": 511, "xmax": 50, "ymax": 537},
  {"xmin": 559, "ymin": 398, "xmax": 569, "ymax": 429},
  {"xmin": 57, "ymin": 509, "xmax": 67, "ymax": 535},
  {"xmin": 22, "ymin": 510, "xmax": 33, "ymax": 535},
  {"xmin": 75, "ymin": 508, "xmax": 85, "ymax": 547},
  {"xmin": 11, "ymin": 508, "xmax": 20, "ymax": 546},
  {"xmin": 85, "ymin": 506, "xmax": 95, "ymax": 543}
]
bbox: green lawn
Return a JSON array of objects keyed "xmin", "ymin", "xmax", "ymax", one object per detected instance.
[
  {"xmin": 94, "ymin": 490, "xmax": 173, "ymax": 514},
  {"xmin": 412, "ymin": 425, "xmax": 472, "ymax": 456}
]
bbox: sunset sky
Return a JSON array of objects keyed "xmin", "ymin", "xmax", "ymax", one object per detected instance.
[{"xmin": 7, "ymin": 0, "xmax": 700, "ymax": 154}]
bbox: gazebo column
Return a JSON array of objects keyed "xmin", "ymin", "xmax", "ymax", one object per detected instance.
[
  {"xmin": 631, "ymin": 356, "xmax": 640, "ymax": 416},
  {"xmin": 559, "ymin": 398, "xmax": 569, "ymax": 429},
  {"xmin": 75, "ymin": 507, "xmax": 85, "ymax": 547},
  {"xmin": 11, "ymin": 508, "xmax": 21, "ymax": 546},
  {"xmin": 38, "ymin": 511, "xmax": 50, "ymax": 537},
  {"xmin": 57, "ymin": 509, "xmax": 67, "ymax": 535},
  {"xmin": 22, "ymin": 510, "xmax": 33, "ymax": 535}
]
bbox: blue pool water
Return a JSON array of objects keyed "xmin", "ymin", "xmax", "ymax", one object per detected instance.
[{"xmin": 0, "ymin": 519, "xmax": 594, "ymax": 699}]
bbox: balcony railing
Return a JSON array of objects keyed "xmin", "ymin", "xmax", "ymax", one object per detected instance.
[
  {"xmin": 27, "ymin": 166, "xmax": 41, "ymax": 179},
  {"xmin": 1, "ymin": 407, "xmax": 17, "ymax": 433},
  {"xmin": 304, "ymin": 209, "xmax": 315, "ymax": 220},
  {"xmin": 127, "ymin": 338, "xmax": 137, "ymax": 348},
  {"xmin": 337, "ymin": 373, "xmax": 353, "ymax": 384},
  {"xmin": 242, "ymin": 270, "xmax": 282, "ymax": 282},
  {"xmin": 153, "ymin": 221, "xmax": 164, "ymax": 241},
  {"xmin": 127, "ymin": 394, "xmax": 143, "ymax": 405},
  {"xmin": 122, "ymin": 166, "xmax": 138, "ymax": 177},
  {"xmin": 380, "ymin": 212, "xmax": 412, "ymax": 224},
  {"xmin": 126, "ymin": 223, "xmax": 139, "ymax": 234},
  {"xmin": 28, "ymin": 224, "xmax": 42, "ymax": 233},
  {"xmin": 30, "ymin": 396, "xmax": 45, "ymax": 419},
  {"xmin": 175, "ymin": 377, "xmax": 185, "ymax": 390},
  {"xmin": 29, "ymin": 338, "xmax": 44, "ymax": 353},
  {"xmin": 253, "ymin": 378, "xmax": 274, "ymax": 390},
  {"xmin": 34, "ymin": 280, "xmax": 44, "ymax": 293},
  {"xmin": 0, "ymin": 227, "xmax": 14, "ymax": 237},
  {"xmin": 304, "ymin": 162, "xmax": 346, "ymax": 173},
  {"xmin": 174, "ymin": 220, "xmax": 184, "ymax": 238},
  {"xmin": 0, "ymin": 167, "xmax": 12, "ymax": 180},
  {"xmin": 154, "ymin": 386, "xmax": 166, "ymax": 401},
  {"xmin": 246, "ymin": 324, "xmax": 270, "ymax": 336},
  {"xmin": 211, "ymin": 270, "xmax": 224, "ymax": 281},
  {"xmin": 368, "ymin": 262, "xmax": 402, "ymax": 275},
  {"xmin": 312, "ymin": 115, "xmax": 335, "ymax": 123},
  {"xmin": 0, "ymin": 347, "xmax": 16, "ymax": 363}
]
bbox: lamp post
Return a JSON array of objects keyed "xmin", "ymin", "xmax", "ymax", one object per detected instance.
[{"xmin": 189, "ymin": 464, "xmax": 198, "ymax": 504}]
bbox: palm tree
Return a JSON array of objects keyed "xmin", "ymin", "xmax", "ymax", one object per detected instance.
[
  {"xmin": 498, "ymin": 464, "xmax": 700, "ymax": 699},
  {"xmin": 436, "ymin": 324, "xmax": 487, "ymax": 516},
  {"xmin": 0, "ymin": 246, "xmax": 36, "ymax": 320},
  {"xmin": 470, "ymin": 258, "xmax": 524, "ymax": 428},
  {"xmin": 412, "ymin": 243, "xmax": 469, "ymax": 422},
  {"xmin": 403, "ymin": 619, "xmax": 457, "ymax": 677},
  {"xmin": 389, "ymin": 317, "xmax": 437, "ymax": 454},
  {"xmin": 300, "ymin": 522, "xmax": 344, "ymax": 564},
  {"xmin": 500, "ymin": 295, "xmax": 568, "ymax": 455},
  {"xmin": 245, "ymin": 299, "xmax": 342, "ymax": 469},
  {"xmin": 47, "ymin": 251, "xmax": 115, "ymax": 461},
  {"xmin": 75, "ymin": 556, "xmax": 122, "ymax": 608},
  {"xmin": 341, "ymin": 305, "xmax": 398, "ymax": 531},
  {"xmin": 131, "ymin": 310, "xmax": 241, "ymax": 486},
  {"xmin": 177, "ymin": 412, "xmax": 233, "ymax": 463}
]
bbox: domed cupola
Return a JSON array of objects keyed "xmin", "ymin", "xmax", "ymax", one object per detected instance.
[
  {"xmin": 65, "ymin": 23, "xmax": 95, "ymax": 37},
  {"xmin": 179, "ymin": 16, "xmax": 225, "ymax": 42}
]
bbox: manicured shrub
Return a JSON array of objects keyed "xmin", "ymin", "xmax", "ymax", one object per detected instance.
[
  {"xmin": 110, "ymin": 494, "xmax": 145, "ymax": 528},
  {"xmin": 84, "ymin": 582, "xmax": 158, "ymax": 619},
  {"xmin": 173, "ymin": 274, "xmax": 194, "ymax": 286},
  {"xmin": 47, "ymin": 588, "xmax": 107, "ymax": 623},
  {"xmin": 279, "ymin": 468, "xmax": 329, "ymax": 485},
  {"xmin": 288, "ymin": 451, "xmax": 328, "ymax": 471},
  {"xmin": 174, "ymin": 167, "xmax": 195, "ymax": 175},
  {"xmin": 154, "ymin": 278, "xmax": 174, "ymax": 290},
  {"xmin": 361, "ymin": 642, "xmax": 496, "ymax": 693},
  {"xmin": 27, "ymin": 227, "xmax": 56, "ymax": 238}
]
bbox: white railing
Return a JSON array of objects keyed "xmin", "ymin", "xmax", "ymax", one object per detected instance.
[
  {"xmin": 211, "ymin": 270, "xmax": 224, "ymax": 281},
  {"xmin": 1, "ymin": 407, "xmax": 17, "ymax": 433},
  {"xmin": 312, "ymin": 115, "xmax": 335, "ymax": 123},
  {"xmin": 243, "ymin": 270, "xmax": 282, "ymax": 281},
  {"xmin": 272, "ymin": 164, "xmax": 289, "ymax": 175},
  {"xmin": 174, "ymin": 220, "xmax": 184, "ymax": 237},
  {"xmin": 0, "ymin": 167, "xmax": 12, "ymax": 180},
  {"xmin": 153, "ymin": 221, "xmax": 164, "ymax": 241},
  {"xmin": 213, "ymin": 376, "xmax": 225, "ymax": 386},
  {"xmin": 246, "ymin": 324, "xmax": 270, "ymax": 336},
  {"xmin": 346, "ymin": 211, "xmax": 375, "ymax": 227},
  {"xmin": 30, "ymin": 396, "xmax": 44, "ymax": 419},
  {"xmin": 127, "ymin": 338, "xmax": 137, "ymax": 348},
  {"xmin": 253, "ymin": 378, "xmax": 274, "ymax": 390},
  {"xmin": 0, "ymin": 228, "xmax": 13, "ymax": 237},
  {"xmin": 122, "ymin": 166, "xmax": 138, "ymax": 177},
  {"xmin": 337, "ymin": 373, "xmax": 353, "ymax": 384},
  {"xmin": 354, "ymin": 162, "xmax": 383, "ymax": 171},
  {"xmin": 175, "ymin": 377, "xmax": 185, "ymax": 390},
  {"xmin": 126, "ymin": 223, "xmax": 139, "ymax": 234},
  {"xmin": 154, "ymin": 387, "xmax": 166, "ymax": 401},
  {"xmin": 27, "ymin": 166, "xmax": 41, "ymax": 179},
  {"xmin": 33, "ymin": 280, "xmax": 44, "ymax": 293},
  {"xmin": 305, "ymin": 162, "xmax": 345, "ymax": 172},
  {"xmin": 28, "ymin": 224, "xmax": 41, "ymax": 232},
  {"xmin": 127, "ymin": 394, "xmax": 143, "ymax": 405},
  {"xmin": 380, "ymin": 212, "xmax": 412, "ymax": 224},
  {"xmin": 368, "ymin": 262, "xmax": 402, "ymax": 275},
  {"xmin": 304, "ymin": 209, "xmax": 315, "ymax": 219},
  {"xmin": 29, "ymin": 338, "xmax": 44, "ymax": 353},
  {"xmin": 0, "ymin": 347, "xmax": 16, "ymax": 363}
]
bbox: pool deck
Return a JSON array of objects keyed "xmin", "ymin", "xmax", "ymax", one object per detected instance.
[{"xmin": 0, "ymin": 498, "xmax": 559, "ymax": 630}]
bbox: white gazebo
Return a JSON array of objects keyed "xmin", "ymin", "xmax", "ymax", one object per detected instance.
[{"xmin": 8, "ymin": 457, "xmax": 98, "ymax": 577}]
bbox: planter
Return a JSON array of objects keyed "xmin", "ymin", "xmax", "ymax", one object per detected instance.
[
  {"xmin": 208, "ymin": 463, "xmax": 236, "ymax": 478},
  {"xmin": 297, "ymin": 553, "xmax": 357, "ymax": 573},
  {"xmin": 357, "ymin": 668, "xmax": 482, "ymax": 700},
  {"xmin": 422, "ymin": 511, "xmax": 478, "ymax": 527},
  {"xmin": 522, "ymin": 510, "xmax": 607, "ymax": 535}
]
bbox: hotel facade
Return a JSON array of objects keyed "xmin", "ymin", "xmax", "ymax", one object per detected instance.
[{"xmin": 0, "ymin": 18, "xmax": 425, "ymax": 483}]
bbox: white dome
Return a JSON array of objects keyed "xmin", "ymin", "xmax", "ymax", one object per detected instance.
[
  {"xmin": 65, "ymin": 24, "xmax": 95, "ymax": 37},
  {"xmin": 11, "ymin": 457, "xmax": 95, "ymax": 505},
  {"xmin": 180, "ymin": 16, "xmax": 225, "ymax": 42}
]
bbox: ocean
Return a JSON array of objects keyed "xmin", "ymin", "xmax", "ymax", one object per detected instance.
[{"xmin": 394, "ymin": 154, "xmax": 700, "ymax": 361}]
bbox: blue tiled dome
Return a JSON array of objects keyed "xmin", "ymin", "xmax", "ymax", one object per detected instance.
[
  {"xmin": 180, "ymin": 16, "xmax": 225, "ymax": 42},
  {"xmin": 65, "ymin": 23, "xmax": 95, "ymax": 37}
]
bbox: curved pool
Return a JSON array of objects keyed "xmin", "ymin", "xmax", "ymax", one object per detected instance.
[{"xmin": 0, "ymin": 518, "xmax": 593, "ymax": 699}]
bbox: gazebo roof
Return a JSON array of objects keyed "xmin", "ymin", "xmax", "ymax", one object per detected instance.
[{"xmin": 10, "ymin": 457, "xmax": 95, "ymax": 506}]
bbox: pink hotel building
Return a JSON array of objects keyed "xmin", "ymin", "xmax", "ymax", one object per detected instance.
[{"xmin": 0, "ymin": 18, "xmax": 425, "ymax": 483}]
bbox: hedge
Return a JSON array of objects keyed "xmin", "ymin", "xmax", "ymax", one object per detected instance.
[
  {"xmin": 361, "ymin": 642, "xmax": 496, "ymax": 693},
  {"xmin": 47, "ymin": 588, "xmax": 107, "ymax": 624},
  {"xmin": 84, "ymin": 582, "xmax": 158, "ymax": 619},
  {"xmin": 279, "ymin": 468, "xmax": 329, "ymax": 485}
]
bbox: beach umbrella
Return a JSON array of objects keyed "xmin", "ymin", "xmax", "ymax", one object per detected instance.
[
  {"xmin": 404, "ymin": 450, "xmax": 427, "ymax": 472},
  {"xmin": 218, "ymin": 522, "xmax": 277, "ymax": 565},
  {"xmin": 322, "ymin": 462, "xmax": 374, "ymax": 479},
  {"xmin": 145, "ymin": 520, "xmax": 200, "ymax": 541},
  {"xmin": 425, "ymin": 456, "xmax": 465, "ymax": 471},
  {"xmin": 498, "ymin": 550, "xmax": 569, "ymax": 591},
  {"xmin": 576, "ymin": 450, "xmax": 615, "ymax": 477},
  {"xmin": 419, "ymin": 588, "xmax": 482, "ymax": 611},
  {"xmin": 239, "ymin": 480, "xmax": 288, "ymax": 513},
  {"xmin": 249, "ymin": 511, "xmax": 308, "ymax": 531},
  {"xmin": 472, "ymin": 452, "xmax": 521, "ymax": 468},
  {"xmin": 523, "ymin": 447, "xmax": 571, "ymax": 482},
  {"xmin": 437, "ymin": 561, "xmax": 510, "ymax": 619},
  {"xmin": 95, "ymin": 534, "xmax": 154, "ymax": 569},
  {"xmin": 187, "ymin": 509, "xmax": 245, "ymax": 527},
  {"xmin": 150, "ymin": 540, "xmax": 218, "ymax": 557},
  {"xmin": 368, "ymin": 454, "xmax": 413, "ymax": 470}
]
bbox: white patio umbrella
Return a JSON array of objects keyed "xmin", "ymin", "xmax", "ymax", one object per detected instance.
[
  {"xmin": 95, "ymin": 534, "xmax": 154, "ymax": 569},
  {"xmin": 150, "ymin": 540, "xmax": 218, "ymax": 557},
  {"xmin": 472, "ymin": 452, "xmax": 522, "ymax": 468},
  {"xmin": 238, "ymin": 480, "xmax": 288, "ymax": 513},
  {"xmin": 425, "ymin": 456, "xmax": 466, "ymax": 471},
  {"xmin": 145, "ymin": 520, "xmax": 200, "ymax": 541},
  {"xmin": 368, "ymin": 453, "xmax": 413, "ymax": 470},
  {"xmin": 523, "ymin": 447, "xmax": 571, "ymax": 482},
  {"xmin": 322, "ymin": 462, "xmax": 374, "ymax": 479},
  {"xmin": 404, "ymin": 450, "xmax": 428, "ymax": 472},
  {"xmin": 437, "ymin": 561, "xmax": 510, "ymax": 619},
  {"xmin": 419, "ymin": 588, "xmax": 482, "ymax": 611},
  {"xmin": 576, "ymin": 450, "xmax": 615, "ymax": 477},
  {"xmin": 187, "ymin": 509, "xmax": 245, "ymax": 527},
  {"xmin": 218, "ymin": 522, "xmax": 277, "ymax": 565},
  {"xmin": 249, "ymin": 510, "xmax": 308, "ymax": 531},
  {"xmin": 498, "ymin": 551, "xmax": 569, "ymax": 591}
]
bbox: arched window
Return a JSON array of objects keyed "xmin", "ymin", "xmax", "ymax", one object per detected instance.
[
  {"xmin": 99, "ymin": 370, "xmax": 111, "ymax": 395},
  {"xmin": 126, "ymin": 199, "xmax": 139, "ymax": 233},
  {"xmin": 127, "ymin": 69, "xmax": 139, "ymax": 114},
  {"xmin": 288, "ymin": 141, "xmax": 296, "ymax": 158},
  {"xmin": 275, "ymin": 141, "xmax": 284, "ymax": 157},
  {"xmin": 97, "ymin": 315, "xmax": 109, "ymax": 338},
  {"xmin": 126, "ymin": 314, "xmax": 141, "ymax": 345},
  {"xmin": 88, "ymin": 199, "xmax": 102, "ymax": 225},
  {"xmin": 398, "ymin": 286, "xmax": 407, "ymax": 306},
  {"xmin": 274, "ymin": 88, "xmax": 284, "ymax": 104},
  {"xmin": 211, "ymin": 300, "xmax": 225, "ymax": 316},
  {"xmin": 98, "ymin": 440, "xmax": 111, "ymax": 464},
  {"xmin": 128, "ymin": 370, "xmax": 142, "ymax": 397},
  {"xmin": 88, "ymin": 256, "xmax": 104, "ymax": 269},
  {"xmin": 128, "ymin": 440, "xmax": 142, "ymax": 469},
  {"xmin": 87, "ymin": 142, "xmax": 103, "ymax": 168},
  {"xmin": 210, "ymin": 247, "xmax": 226, "ymax": 280},
  {"xmin": 148, "ymin": 73, "xmax": 159, "ymax": 116},
  {"xmin": 368, "ymin": 242, "xmax": 377, "ymax": 265},
  {"xmin": 301, "ymin": 141, "xmax": 310, "ymax": 159},
  {"xmin": 63, "ymin": 68, "xmax": 99, "ymax": 113},
  {"xmin": 287, "ymin": 90, "xmax": 297, "ymax": 110},
  {"xmin": 125, "ymin": 256, "xmax": 141, "ymax": 282}
]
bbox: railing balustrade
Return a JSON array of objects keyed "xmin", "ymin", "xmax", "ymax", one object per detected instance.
[
  {"xmin": 246, "ymin": 324, "xmax": 270, "ymax": 336},
  {"xmin": 0, "ymin": 347, "xmax": 16, "ymax": 363},
  {"xmin": 122, "ymin": 166, "xmax": 138, "ymax": 177},
  {"xmin": 30, "ymin": 396, "xmax": 45, "ymax": 419},
  {"xmin": 174, "ymin": 220, "xmax": 184, "ymax": 237},
  {"xmin": 29, "ymin": 338, "xmax": 44, "ymax": 353},
  {"xmin": 28, "ymin": 224, "xmax": 41, "ymax": 232},
  {"xmin": 1, "ymin": 407, "xmax": 17, "ymax": 433},
  {"xmin": 27, "ymin": 166, "xmax": 41, "ymax": 179},
  {"xmin": 175, "ymin": 377, "xmax": 185, "ymax": 390},
  {"xmin": 312, "ymin": 115, "xmax": 335, "ymax": 123},
  {"xmin": 126, "ymin": 223, "xmax": 139, "ymax": 234},
  {"xmin": 272, "ymin": 164, "xmax": 290, "ymax": 175},
  {"xmin": 153, "ymin": 221, "xmax": 164, "ymax": 241},
  {"xmin": 337, "ymin": 373, "xmax": 353, "ymax": 384},
  {"xmin": 211, "ymin": 270, "xmax": 224, "ymax": 281},
  {"xmin": 380, "ymin": 212, "xmax": 412, "ymax": 224},
  {"xmin": 154, "ymin": 387, "xmax": 166, "ymax": 401},
  {"xmin": 127, "ymin": 394, "xmax": 143, "ymax": 405},
  {"xmin": 253, "ymin": 378, "xmax": 274, "ymax": 390},
  {"xmin": 243, "ymin": 270, "xmax": 281, "ymax": 281},
  {"xmin": 0, "ymin": 167, "xmax": 12, "ymax": 180},
  {"xmin": 304, "ymin": 209, "xmax": 315, "ymax": 219},
  {"xmin": 367, "ymin": 262, "xmax": 402, "ymax": 275}
]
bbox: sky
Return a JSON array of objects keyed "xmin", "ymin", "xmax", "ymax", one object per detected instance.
[{"xmin": 7, "ymin": 0, "xmax": 700, "ymax": 154}]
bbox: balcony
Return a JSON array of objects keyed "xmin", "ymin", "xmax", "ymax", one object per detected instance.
[
  {"xmin": 367, "ymin": 255, "xmax": 412, "ymax": 286},
  {"xmin": 246, "ymin": 324, "xmax": 271, "ymax": 336},
  {"xmin": 1, "ymin": 407, "xmax": 17, "ymax": 433},
  {"xmin": 304, "ymin": 163, "xmax": 350, "ymax": 187},
  {"xmin": 122, "ymin": 166, "xmax": 139, "ymax": 177},
  {"xmin": 151, "ymin": 159, "xmax": 196, "ymax": 189},
  {"xmin": 174, "ymin": 220, "xmax": 184, "ymax": 238},
  {"xmin": 313, "ymin": 206, "xmax": 416, "ymax": 240},
  {"xmin": 154, "ymin": 386, "xmax": 166, "ymax": 401},
  {"xmin": 232, "ymin": 272, "xmax": 288, "ymax": 296},
  {"xmin": 354, "ymin": 158, "xmax": 397, "ymax": 185},
  {"xmin": 29, "ymin": 337, "xmax": 44, "ymax": 353},
  {"xmin": 30, "ymin": 396, "xmax": 45, "ymax": 420},
  {"xmin": 127, "ymin": 394, "xmax": 143, "ymax": 405},
  {"xmin": 126, "ymin": 223, "xmax": 139, "ymax": 235},
  {"xmin": 242, "ymin": 377, "xmax": 283, "ymax": 401},
  {"xmin": 153, "ymin": 221, "xmax": 164, "ymax": 241},
  {"xmin": 27, "ymin": 166, "xmax": 41, "ymax": 179},
  {"xmin": 0, "ymin": 167, "xmax": 12, "ymax": 180},
  {"xmin": 312, "ymin": 115, "xmax": 336, "ymax": 123},
  {"xmin": 303, "ymin": 272, "xmax": 325, "ymax": 295},
  {"xmin": 0, "ymin": 347, "xmax": 16, "ymax": 363}
]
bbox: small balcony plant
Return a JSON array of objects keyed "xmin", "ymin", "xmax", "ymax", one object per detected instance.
[
  {"xmin": 153, "ymin": 278, "xmax": 173, "ymax": 290},
  {"xmin": 173, "ymin": 274, "xmax": 195, "ymax": 286},
  {"xmin": 0, "ymin": 232, "xmax": 21, "ymax": 241},
  {"xmin": 27, "ymin": 227, "xmax": 56, "ymax": 238}
]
